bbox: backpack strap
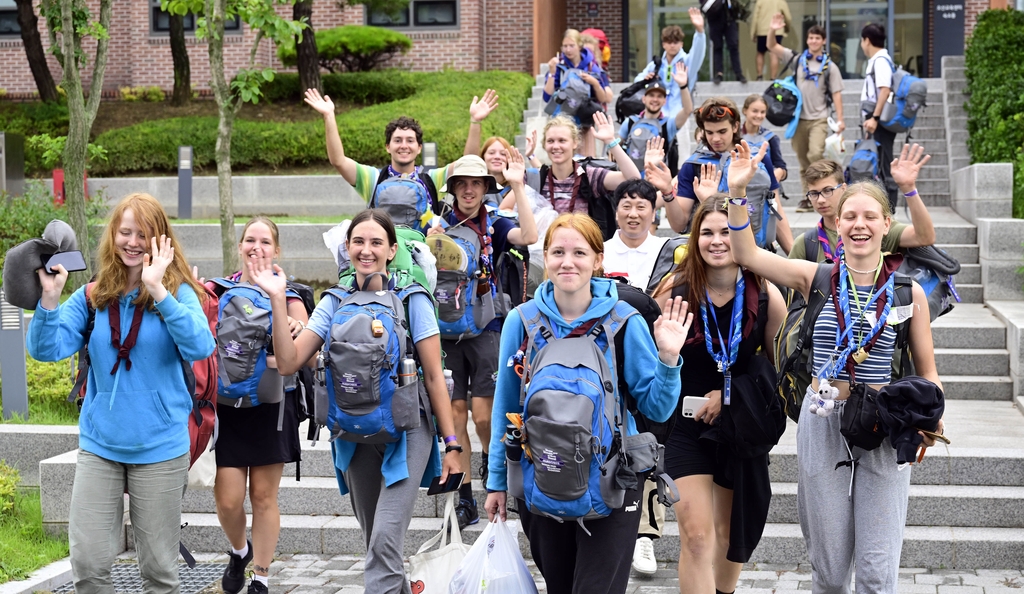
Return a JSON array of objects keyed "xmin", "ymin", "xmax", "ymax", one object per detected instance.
[
  {"xmin": 371, "ymin": 167, "xmax": 390, "ymax": 209},
  {"xmin": 804, "ymin": 231, "xmax": 819, "ymax": 263},
  {"xmin": 421, "ymin": 168, "xmax": 441, "ymax": 215},
  {"xmin": 515, "ymin": 301, "xmax": 546, "ymax": 407},
  {"xmin": 68, "ymin": 282, "xmax": 97, "ymax": 403},
  {"xmin": 779, "ymin": 264, "xmax": 832, "ymax": 379},
  {"xmin": 601, "ymin": 302, "xmax": 640, "ymax": 430}
]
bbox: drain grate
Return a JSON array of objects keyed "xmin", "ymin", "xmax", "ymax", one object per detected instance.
[{"xmin": 52, "ymin": 563, "xmax": 224, "ymax": 594}]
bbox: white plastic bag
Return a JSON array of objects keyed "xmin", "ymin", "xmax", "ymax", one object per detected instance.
[
  {"xmin": 448, "ymin": 519, "xmax": 538, "ymax": 594},
  {"xmin": 322, "ymin": 220, "xmax": 352, "ymax": 273},
  {"xmin": 408, "ymin": 493, "xmax": 470, "ymax": 594},
  {"xmin": 187, "ymin": 444, "xmax": 216, "ymax": 490},
  {"xmin": 408, "ymin": 240, "xmax": 438, "ymax": 292},
  {"xmin": 824, "ymin": 133, "xmax": 845, "ymax": 164}
]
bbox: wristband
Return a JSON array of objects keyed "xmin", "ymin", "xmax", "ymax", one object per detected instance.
[
  {"xmin": 470, "ymin": 119, "xmax": 481, "ymax": 125},
  {"xmin": 606, "ymin": 137, "xmax": 622, "ymax": 150},
  {"xmin": 903, "ymin": 189, "xmax": 919, "ymax": 198},
  {"xmin": 444, "ymin": 435, "xmax": 458, "ymax": 444},
  {"xmin": 663, "ymin": 193, "xmax": 676, "ymax": 203},
  {"xmin": 728, "ymin": 197, "xmax": 748, "ymax": 206},
  {"xmin": 728, "ymin": 220, "xmax": 751, "ymax": 231}
]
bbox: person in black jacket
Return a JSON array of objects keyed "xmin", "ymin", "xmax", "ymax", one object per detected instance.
[
  {"xmin": 703, "ymin": 0, "xmax": 747, "ymax": 84},
  {"xmin": 653, "ymin": 195, "xmax": 786, "ymax": 594}
]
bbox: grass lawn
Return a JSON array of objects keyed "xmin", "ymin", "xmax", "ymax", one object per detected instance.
[
  {"xmin": 0, "ymin": 470, "xmax": 69, "ymax": 584},
  {"xmin": 0, "ymin": 356, "xmax": 80, "ymax": 426}
]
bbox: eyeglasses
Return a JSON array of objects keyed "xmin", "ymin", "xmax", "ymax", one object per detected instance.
[
  {"xmin": 805, "ymin": 184, "xmax": 845, "ymax": 200},
  {"xmin": 700, "ymin": 104, "xmax": 736, "ymax": 120}
]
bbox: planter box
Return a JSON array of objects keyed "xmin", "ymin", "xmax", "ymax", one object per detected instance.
[{"xmin": 0, "ymin": 425, "xmax": 78, "ymax": 487}]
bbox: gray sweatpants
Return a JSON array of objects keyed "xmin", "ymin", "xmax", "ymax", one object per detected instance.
[
  {"xmin": 70, "ymin": 450, "xmax": 189, "ymax": 594},
  {"xmin": 796, "ymin": 387, "xmax": 911, "ymax": 594},
  {"xmin": 342, "ymin": 419, "xmax": 433, "ymax": 594}
]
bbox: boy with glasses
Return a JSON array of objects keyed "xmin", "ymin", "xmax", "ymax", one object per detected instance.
[{"xmin": 787, "ymin": 147, "xmax": 936, "ymax": 263}]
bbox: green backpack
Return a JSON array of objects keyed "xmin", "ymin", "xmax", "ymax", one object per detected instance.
[{"xmin": 339, "ymin": 226, "xmax": 433, "ymax": 292}]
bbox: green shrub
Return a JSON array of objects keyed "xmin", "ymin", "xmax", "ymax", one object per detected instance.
[
  {"xmin": 0, "ymin": 462, "xmax": 17, "ymax": 516},
  {"xmin": 119, "ymin": 86, "xmax": 166, "ymax": 102},
  {"xmin": 278, "ymin": 25, "xmax": 412, "ymax": 73},
  {"xmin": 257, "ymin": 71, "xmax": 417, "ymax": 104},
  {"xmin": 90, "ymin": 70, "xmax": 534, "ymax": 175},
  {"xmin": 0, "ymin": 355, "xmax": 81, "ymax": 426},
  {"xmin": 0, "ymin": 181, "xmax": 65, "ymax": 271},
  {"xmin": 0, "ymin": 101, "xmax": 70, "ymax": 138},
  {"xmin": 965, "ymin": 9, "xmax": 1024, "ymax": 217}
]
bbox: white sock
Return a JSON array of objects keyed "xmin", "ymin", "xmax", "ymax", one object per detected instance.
[
  {"xmin": 253, "ymin": 574, "xmax": 269, "ymax": 586},
  {"xmin": 232, "ymin": 543, "xmax": 249, "ymax": 558}
]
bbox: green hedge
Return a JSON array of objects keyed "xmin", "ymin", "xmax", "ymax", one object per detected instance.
[
  {"xmin": 0, "ymin": 102, "xmax": 70, "ymax": 138},
  {"xmin": 278, "ymin": 25, "xmax": 412, "ymax": 73},
  {"xmin": 90, "ymin": 70, "xmax": 534, "ymax": 176},
  {"xmin": 259, "ymin": 71, "xmax": 417, "ymax": 104},
  {"xmin": 965, "ymin": 9, "xmax": 1024, "ymax": 217}
]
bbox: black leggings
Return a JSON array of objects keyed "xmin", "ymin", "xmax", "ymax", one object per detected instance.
[{"xmin": 708, "ymin": 16, "xmax": 742, "ymax": 77}]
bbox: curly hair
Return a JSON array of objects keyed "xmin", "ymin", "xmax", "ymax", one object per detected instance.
[
  {"xmin": 384, "ymin": 116, "xmax": 423, "ymax": 145},
  {"xmin": 694, "ymin": 97, "xmax": 743, "ymax": 148}
]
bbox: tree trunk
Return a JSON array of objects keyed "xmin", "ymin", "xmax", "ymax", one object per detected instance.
[
  {"xmin": 207, "ymin": 0, "xmax": 237, "ymax": 275},
  {"xmin": 57, "ymin": 0, "xmax": 112, "ymax": 289},
  {"xmin": 15, "ymin": 0, "xmax": 59, "ymax": 103},
  {"xmin": 293, "ymin": 1, "xmax": 321, "ymax": 93},
  {"xmin": 169, "ymin": 12, "xmax": 191, "ymax": 106}
]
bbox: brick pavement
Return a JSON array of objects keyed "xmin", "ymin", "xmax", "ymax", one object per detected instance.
[{"xmin": 116, "ymin": 551, "xmax": 1024, "ymax": 594}]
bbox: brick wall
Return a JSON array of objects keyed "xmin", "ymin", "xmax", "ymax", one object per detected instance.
[
  {"xmin": 1, "ymin": 0, "xmax": 513, "ymax": 98},
  {"xmin": 566, "ymin": 0, "xmax": 623, "ymax": 82},
  {"xmin": 964, "ymin": 0, "xmax": 993, "ymax": 37}
]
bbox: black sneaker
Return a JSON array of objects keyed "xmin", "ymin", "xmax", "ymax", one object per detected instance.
[
  {"xmin": 713, "ymin": 73, "xmax": 723, "ymax": 85},
  {"xmin": 247, "ymin": 580, "xmax": 268, "ymax": 594},
  {"xmin": 455, "ymin": 498, "xmax": 479, "ymax": 530},
  {"xmin": 222, "ymin": 540, "xmax": 253, "ymax": 594},
  {"xmin": 738, "ymin": 74, "xmax": 748, "ymax": 84}
]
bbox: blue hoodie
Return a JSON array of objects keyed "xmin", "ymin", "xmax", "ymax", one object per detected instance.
[
  {"xmin": 27, "ymin": 284, "xmax": 215, "ymax": 464},
  {"xmin": 634, "ymin": 34, "xmax": 707, "ymax": 119},
  {"xmin": 486, "ymin": 278, "xmax": 682, "ymax": 492}
]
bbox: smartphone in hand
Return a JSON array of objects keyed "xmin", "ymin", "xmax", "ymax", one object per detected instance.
[
  {"xmin": 426, "ymin": 472, "xmax": 466, "ymax": 496},
  {"xmin": 42, "ymin": 251, "xmax": 87, "ymax": 274},
  {"xmin": 681, "ymin": 396, "xmax": 710, "ymax": 419}
]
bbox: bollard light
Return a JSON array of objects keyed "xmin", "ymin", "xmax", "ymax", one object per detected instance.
[
  {"xmin": 422, "ymin": 142, "xmax": 437, "ymax": 168},
  {"xmin": 0, "ymin": 288, "xmax": 29, "ymax": 420},
  {"xmin": 178, "ymin": 146, "xmax": 193, "ymax": 219}
]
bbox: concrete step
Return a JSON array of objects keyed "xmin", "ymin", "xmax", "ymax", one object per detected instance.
[
  {"xmin": 766, "ymin": 483, "xmax": 1024, "ymax": 528},
  {"xmin": 939, "ymin": 375, "xmax": 1014, "ymax": 400},
  {"xmin": 957, "ymin": 263, "xmax": 981, "ymax": 285},
  {"xmin": 933, "ymin": 348, "xmax": 1009, "ymax": 377},
  {"xmin": 939, "ymin": 244, "xmax": 979, "ymax": 264},
  {"xmin": 160, "ymin": 513, "xmax": 1024, "ymax": 569},
  {"xmin": 952, "ymin": 156, "xmax": 971, "ymax": 172},
  {"xmin": 943, "ymin": 66, "xmax": 967, "ymax": 81},
  {"xmin": 955, "ymin": 284, "xmax": 984, "ymax": 304},
  {"xmin": 931, "ymin": 304, "xmax": 1006, "ymax": 349},
  {"xmin": 946, "ymin": 78, "xmax": 968, "ymax": 94}
]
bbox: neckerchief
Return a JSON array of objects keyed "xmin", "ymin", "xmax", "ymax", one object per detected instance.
[
  {"xmin": 448, "ymin": 207, "xmax": 495, "ymax": 293},
  {"xmin": 800, "ymin": 50, "xmax": 826, "ymax": 85},
  {"xmin": 817, "ymin": 219, "xmax": 843, "ymax": 263},
  {"xmin": 546, "ymin": 166, "xmax": 585, "ymax": 213},
  {"xmin": 107, "ymin": 297, "xmax": 145, "ymax": 375},
  {"xmin": 817, "ymin": 256, "xmax": 894, "ymax": 382},
  {"xmin": 700, "ymin": 269, "xmax": 745, "ymax": 405}
]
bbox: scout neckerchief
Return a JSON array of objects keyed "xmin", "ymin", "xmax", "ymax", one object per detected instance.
[
  {"xmin": 800, "ymin": 50, "xmax": 827, "ymax": 85},
  {"xmin": 700, "ymin": 269, "xmax": 745, "ymax": 405},
  {"xmin": 817, "ymin": 255, "xmax": 894, "ymax": 382},
  {"xmin": 817, "ymin": 219, "xmax": 843, "ymax": 263},
  {"xmin": 448, "ymin": 206, "xmax": 495, "ymax": 294},
  {"xmin": 547, "ymin": 166, "xmax": 585, "ymax": 214}
]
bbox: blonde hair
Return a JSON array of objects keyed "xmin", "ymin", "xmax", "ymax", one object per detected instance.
[
  {"xmin": 543, "ymin": 115, "xmax": 582, "ymax": 146},
  {"xmin": 562, "ymin": 28, "xmax": 583, "ymax": 47},
  {"xmin": 239, "ymin": 216, "xmax": 282, "ymax": 260},
  {"xmin": 838, "ymin": 182, "xmax": 893, "ymax": 218},
  {"xmin": 92, "ymin": 192, "xmax": 206, "ymax": 311},
  {"xmin": 544, "ymin": 213, "xmax": 605, "ymax": 278}
]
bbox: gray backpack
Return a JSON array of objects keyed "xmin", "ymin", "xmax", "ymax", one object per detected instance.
[
  {"xmin": 544, "ymin": 67, "xmax": 593, "ymax": 117},
  {"xmin": 716, "ymin": 142, "xmax": 780, "ymax": 249}
]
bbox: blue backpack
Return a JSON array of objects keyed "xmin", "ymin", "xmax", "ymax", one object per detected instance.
[
  {"xmin": 322, "ymin": 274, "xmax": 429, "ymax": 443},
  {"xmin": 427, "ymin": 219, "xmax": 503, "ymax": 340},
  {"xmin": 866, "ymin": 57, "xmax": 928, "ymax": 134},
  {"xmin": 212, "ymin": 278, "xmax": 299, "ymax": 411},
  {"xmin": 371, "ymin": 167, "xmax": 441, "ymax": 233},
  {"xmin": 544, "ymin": 66, "xmax": 594, "ymax": 118},
  {"xmin": 845, "ymin": 137, "xmax": 881, "ymax": 184},
  {"xmin": 508, "ymin": 301, "xmax": 665, "ymax": 524}
]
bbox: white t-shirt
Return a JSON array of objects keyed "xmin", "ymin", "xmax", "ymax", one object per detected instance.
[
  {"xmin": 603, "ymin": 231, "xmax": 669, "ymax": 291},
  {"xmin": 861, "ymin": 49, "xmax": 894, "ymax": 114}
]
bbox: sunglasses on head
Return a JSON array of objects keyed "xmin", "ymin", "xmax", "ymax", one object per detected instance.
[{"xmin": 701, "ymin": 104, "xmax": 736, "ymax": 120}]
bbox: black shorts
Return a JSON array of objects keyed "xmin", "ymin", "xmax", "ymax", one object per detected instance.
[
  {"xmin": 663, "ymin": 414, "xmax": 734, "ymax": 489},
  {"xmin": 756, "ymin": 35, "xmax": 784, "ymax": 53},
  {"xmin": 215, "ymin": 390, "xmax": 301, "ymax": 468},
  {"xmin": 442, "ymin": 330, "xmax": 500, "ymax": 400}
]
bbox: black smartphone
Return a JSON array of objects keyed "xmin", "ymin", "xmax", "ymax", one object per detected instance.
[
  {"xmin": 43, "ymin": 251, "xmax": 87, "ymax": 274},
  {"xmin": 426, "ymin": 472, "xmax": 465, "ymax": 496}
]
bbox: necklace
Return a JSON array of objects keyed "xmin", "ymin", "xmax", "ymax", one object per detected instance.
[
  {"xmin": 844, "ymin": 255, "xmax": 882, "ymax": 275},
  {"xmin": 708, "ymin": 284, "xmax": 731, "ymax": 299}
]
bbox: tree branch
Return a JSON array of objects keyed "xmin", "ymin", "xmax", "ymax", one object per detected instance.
[{"xmin": 84, "ymin": 0, "xmax": 112, "ymax": 127}]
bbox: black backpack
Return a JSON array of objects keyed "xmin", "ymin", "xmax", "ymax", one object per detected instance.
[
  {"xmin": 284, "ymin": 280, "xmax": 327, "ymax": 462},
  {"xmin": 494, "ymin": 245, "xmax": 531, "ymax": 307},
  {"xmin": 615, "ymin": 55, "xmax": 662, "ymax": 122},
  {"xmin": 526, "ymin": 164, "xmax": 617, "ymax": 241}
]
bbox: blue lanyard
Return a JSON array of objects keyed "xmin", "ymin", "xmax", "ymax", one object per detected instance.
[
  {"xmin": 700, "ymin": 270, "xmax": 745, "ymax": 403},
  {"xmin": 817, "ymin": 259, "xmax": 894, "ymax": 380}
]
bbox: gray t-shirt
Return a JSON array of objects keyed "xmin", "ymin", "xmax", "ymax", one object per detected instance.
[{"xmin": 778, "ymin": 47, "xmax": 844, "ymax": 121}]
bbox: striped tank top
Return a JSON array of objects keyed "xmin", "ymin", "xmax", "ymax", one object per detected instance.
[{"xmin": 811, "ymin": 285, "xmax": 896, "ymax": 384}]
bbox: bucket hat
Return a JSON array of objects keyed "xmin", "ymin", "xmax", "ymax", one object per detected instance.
[{"xmin": 440, "ymin": 155, "xmax": 500, "ymax": 195}]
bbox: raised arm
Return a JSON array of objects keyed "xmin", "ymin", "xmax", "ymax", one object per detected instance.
[
  {"xmin": 249, "ymin": 260, "xmax": 324, "ymax": 376},
  {"xmin": 304, "ymin": 88, "xmax": 358, "ymax": 185},
  {"xmin": 890, "ymin": 144, "xmax": 936, "ymax": 248},
  {"xmin": 673, "ymin": 66, "xmax": 694, "ymax": 129},
  {"xmin": 542, "ymin": 55, "xmax": 559, "ymax": 101},
  {"xmin": 766, "ymin": 14, "xmax": 789, "ymax": 60},
  {"xmin": 595, "ymin": 112, "xmax": 642, "ymax": 188},
  {"xmin": 464, "ymin": 89, "xmax": 499, "ymax": 156},
  {"xmin": 726, "ymin": 141, "xmax": 818, "ymax": 297},
  {"xmin": 503, "ymin": 148, "xmax": 539, "ymax": 246}
]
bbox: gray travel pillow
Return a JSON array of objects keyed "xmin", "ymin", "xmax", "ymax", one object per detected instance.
[{"xmin": 2, "ymin": 220, "xmax": 78, "ymax": 309}]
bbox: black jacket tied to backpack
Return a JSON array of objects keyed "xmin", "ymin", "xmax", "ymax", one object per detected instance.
[
  {"xmin": 700, "ymin": 354, "xmax": 784, "ymax": 563},
  {"xmin": 876, "ymin": 376, "xmax": 945, "ymax": 465}
]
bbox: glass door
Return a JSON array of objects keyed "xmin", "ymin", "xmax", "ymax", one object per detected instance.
[{"xmin": 827, "ymin": 0, "xmax": 888, "ymax": 78}]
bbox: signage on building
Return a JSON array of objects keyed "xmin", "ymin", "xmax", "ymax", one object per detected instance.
[
  {"xmin": 587, "ymin": 2, "xmax": 598, "ymax": 17},
  {"xmin": 932, "ymin": 2, "xmax": 964, "ymax": 75}
]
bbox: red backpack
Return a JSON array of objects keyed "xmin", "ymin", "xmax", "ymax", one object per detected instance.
[{"xmin": 69, "ymin": 282, "xmax": 219, "ymax": 468}]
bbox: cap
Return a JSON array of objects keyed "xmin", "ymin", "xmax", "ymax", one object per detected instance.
[
  {"xmin": 643, "ymin": 80, "xmax": 668, "ymax": 95},
  {"xmin": 440, "ymin": 154, "xmax": 501, "ymax": 195}
]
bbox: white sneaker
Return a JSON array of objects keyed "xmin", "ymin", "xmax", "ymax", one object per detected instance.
[{"xmin": 631, "ymin": 536, "xmax": 657, "ymax": 575}]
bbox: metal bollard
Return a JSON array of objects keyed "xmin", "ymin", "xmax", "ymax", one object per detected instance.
[
  {"xmin": 0, "ymin": 287, "xmax": 29, "ymax": 420},
  {"xmin": 178, "ymin": 146, "xmax": 193, "ymax": 219}
]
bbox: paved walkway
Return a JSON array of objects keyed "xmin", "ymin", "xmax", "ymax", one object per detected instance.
[{"xmin": 114, "ymin": 551, "xmax": 1024, "ymax": 594}]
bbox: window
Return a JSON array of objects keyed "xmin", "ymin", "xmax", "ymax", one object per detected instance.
[
  {"xmin": 0, "ymin": 0, "xmax": 20, "ymax": 37},
  {"xmin": 150, "ymin": 0, "xmax": 240, "ymax": 35},
  {"xmin": 368, "ymin": 0, "xmax": 457, "ymax": 29}
]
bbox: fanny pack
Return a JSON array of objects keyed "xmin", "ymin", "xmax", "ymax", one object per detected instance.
[{"xmin": 839, "ymin": 383, "xmax": 886, "ymax": 451}]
